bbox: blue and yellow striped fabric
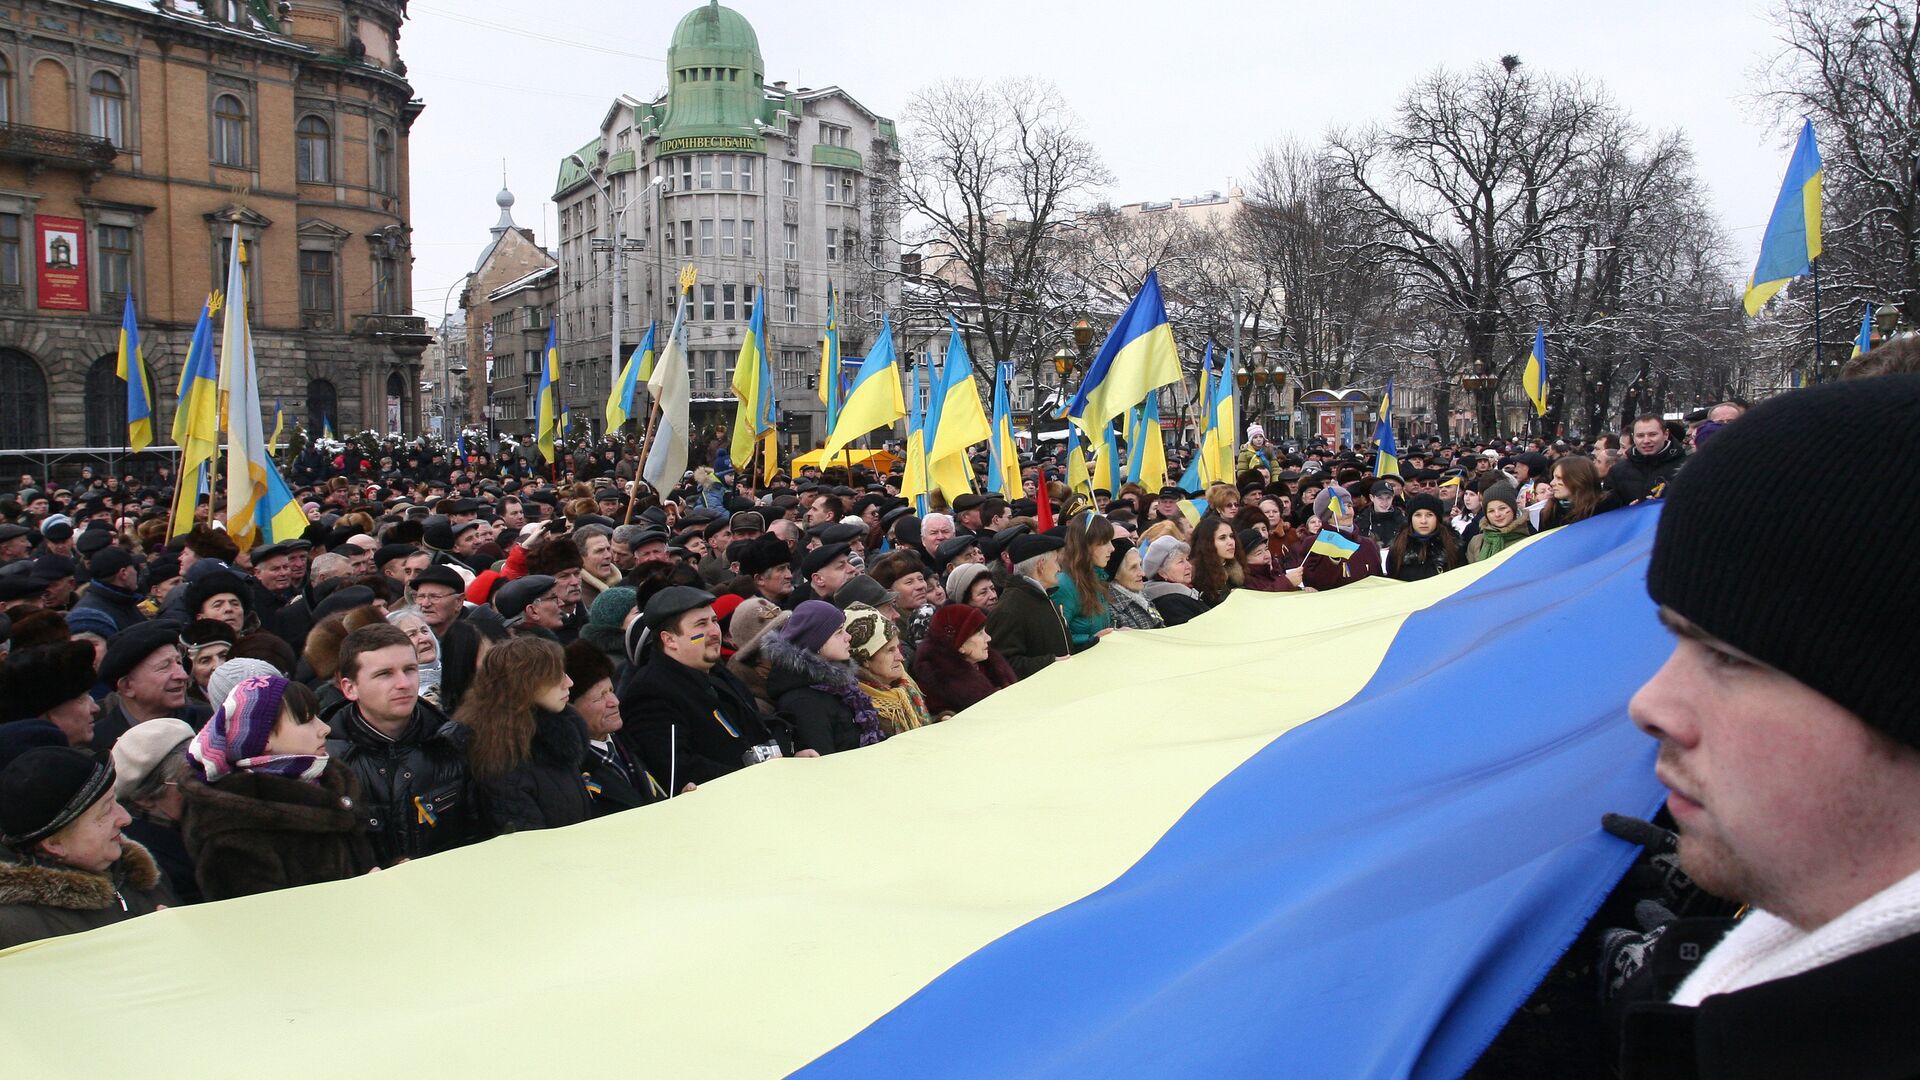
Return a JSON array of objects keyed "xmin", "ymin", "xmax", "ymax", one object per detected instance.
[{"xmin": 0, "ymin": 509, "xmax": 1670, "ymax": 1079}]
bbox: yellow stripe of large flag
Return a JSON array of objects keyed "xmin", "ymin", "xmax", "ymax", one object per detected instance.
[
  {"xmin": 0, "ymin": 510, "xmax": 1673, "ymax": 1079},
  {"xmin": 169, "ymin": 294, "xmax": 220, "ymax": 538},
  {"xmin": 116, "ymin": 292, "xmax": 153, "ymax": 451},
  {"xmin": 730, "ymin": 290, "xmax": 771, "ymax": 469},
  {"xmin": 822, "ymin": 313, "xmax": 905, "ymax": 459},
  {"xmin": 607, "ymin": 321, "xmax": 656, "ymax": 434},
  {"xmin": 1067, "ymin": 269, "xmax": 1183, "ymax": 431},
  {"xmin": 1744, "ymin": 119, "xmax": 1824, "ymax": 316}
]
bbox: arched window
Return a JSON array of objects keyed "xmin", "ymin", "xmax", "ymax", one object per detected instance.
[
  {"xmin": 385, "ymin": 370, "xmax": 405, "ymax": 435},
  {"xmin": 85, "ymin": 354, "xmax": 119, "ymax": 447},
  {"xmin": 0, "ymin": 350, "xmax": 48, "ymax": 449},
  {"xmin": 88, "ymin": 70, "xmax": 125, "ymax": 146},
  {"xmin": 295, "ymin": 114, "xmax": 330, "ymax": 182},
  {"xmin": 307, "ymin": 378, "xmax": 338, "ymax": 437},
  {"xmin": 213, "ymin": 94, "xmax": 246, "ymax": 166},
  {"xmin": 372, "ymin": 128, "xmax": 394, "ymax": 193}
]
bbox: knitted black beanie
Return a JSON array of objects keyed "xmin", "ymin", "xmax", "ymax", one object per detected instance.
[{"xmin": 1648, "ymin": 373, "xmax": 1920, "ymax": 748}]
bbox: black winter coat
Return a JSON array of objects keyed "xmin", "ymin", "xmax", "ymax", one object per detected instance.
[
  {"xmin": 1390, "ymin": 533, "xmax": 1458, "ymax": 582},
  {"xmin": 1143, "ymin": 582, "xmax": 1210, "ymax": 627},
  {"xmin": 984, "ymin": 576, "xmax": 1071, "ymax": 679},
  {"xmin": 762, "ymin": 635, "xmax": 870, "ymax": 754},
  {"xmin": 0, "ymin": 841, "xmax": 174, "ymax": 950},
  {"xmin": 69, "ymin": 580, "xmax": 148, "ymax": 634},
  {"xmin": 582, "ymin": 736, "xmax": 665, "ymax": 816},
  {"xmin": 324, "ymin": 700, "xmax": 477, "ymax": 865},
  {"xmin": 180, "ymin": 761, "xmax": 379, "ymax": 900},
  {"xmin": 472, "ymin": 707, "xmax": 594, "ymax": 836},
  {"xmin": 618, "ymin": 648, "xmax": 786, "ymax": 788},
  {"xmin": 1607, "ymin": 440, "xmax": 1687, "ymax": 504},
  {"xmin": 122, "ymin": 816, "xmax": 201, "ymax": 906},
  {"xmin": 1619, "ymin": 927, "xmax": 1920, "ymax": 1079}
]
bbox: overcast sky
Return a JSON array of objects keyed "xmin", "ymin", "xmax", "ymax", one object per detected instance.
[{"xmin": 401, "ymin": 0, "xmax": 1796, "ymax": 324}]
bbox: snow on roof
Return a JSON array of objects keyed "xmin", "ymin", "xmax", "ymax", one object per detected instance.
[{"xmin": 486, "ymin": 265, "xmax": 558, "ymax": 302}]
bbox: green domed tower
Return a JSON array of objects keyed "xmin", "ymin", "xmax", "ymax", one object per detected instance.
[{"xmin": 657, "ymin": 1, "xmax": 766, "ymax": 151}]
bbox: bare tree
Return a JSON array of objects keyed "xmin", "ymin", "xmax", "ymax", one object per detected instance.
[
  {"xmin": 1760, "ymin": 0, "xmax": 1920, "ymax": 366},
  {"xmin": 882, "ymin": 76, "xmax": 1112, "ymax": 394}
]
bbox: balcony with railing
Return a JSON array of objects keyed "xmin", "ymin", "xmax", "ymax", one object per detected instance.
[
  {"xmin": 352, "ymin": 313, "xmax": 433, "ymax": 357},
  {"xmin": 0, "ymin": 123, "xmax": 116, "ymax": 183}
]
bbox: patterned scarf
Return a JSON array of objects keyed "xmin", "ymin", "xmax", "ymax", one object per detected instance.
[
  {"xmin": 816, "ymin": 665, "xmax": 886, "ymax": 747},
  {"xmin": 858, "ymin": 671, "xmax": 933, "ymax": 736}
]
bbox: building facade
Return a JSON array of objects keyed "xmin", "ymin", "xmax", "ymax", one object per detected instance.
[
  {"xmin": 456, "ymin": 182, "xmax": 554, "ymax": 443},
  {"xmin": 0, "ymin": 0, "xmax": 426, "ymax": 455},
  {"xmin": 550, "ymin": 1, "xmax": 898, "ymax": 451}
]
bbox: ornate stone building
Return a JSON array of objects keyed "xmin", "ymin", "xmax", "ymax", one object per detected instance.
[
  {"xmin": 551, "ymin": 1, "xmax": 899, "ymax": 450},
  {"xmin": 0, "ymin": 0, "xmax": 426, "ymax": 456},
  {"xmin": 456, "ymin": 182, "xmax": 554, "ymax": 443}
]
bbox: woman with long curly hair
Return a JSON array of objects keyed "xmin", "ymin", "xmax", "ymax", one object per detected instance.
[
  {"xmin": 453, "ymin": 636, "xmax": 591, "ymax": 837},
  {"xmin": 1188, "ymin": 513, "xmax": 1244, "ymax": 607},
  {"xmin": 1535, "ymin": 455, "xmax": 1620, "ymax": 532},
  {"xmin": 1048, "ymin": 511, "xmax": 1115, "ymax": 652}
]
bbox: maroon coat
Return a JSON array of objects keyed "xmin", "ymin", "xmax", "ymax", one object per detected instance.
[
  {"xmin": 1291, "ymin": 529, "xmax": 1385, "ymax": 592},
  {"xmin": 910, "ymin": 638, "xmax": 1019, "ymax": 718}
]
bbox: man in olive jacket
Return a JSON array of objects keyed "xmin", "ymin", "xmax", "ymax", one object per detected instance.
[{"xmin": 985, "ymin": 533, "xmax": 1071, "ymax": 680}]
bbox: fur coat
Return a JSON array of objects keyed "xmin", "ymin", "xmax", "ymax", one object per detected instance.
[
  {"xmin": 182, "ymin": 760, "xmax": 380, "ymax": 901},
  {"xmin": 910, "ymin": 638, "xmax": 1018, "ymax": 719},
  {"xmin": 0, "ymin": 841, "xmax": 174, "ymax": 950}
]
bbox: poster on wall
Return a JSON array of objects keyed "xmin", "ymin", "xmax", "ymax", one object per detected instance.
[
  {"xmin": 35, "ymin": 215, "xmax": 87, "ymax": 311},
  {"xmin": 387, "ymin": 397, "xmax": 401, "ymax": 434}
]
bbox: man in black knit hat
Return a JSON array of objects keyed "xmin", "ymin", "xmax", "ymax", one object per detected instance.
[{"xmin": 1616, "ymin": 374, "xmax": 1920, "ymax": 1077}]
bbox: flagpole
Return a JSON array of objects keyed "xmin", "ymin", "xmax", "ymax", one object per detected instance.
[
  {"xmin": 1810, "ymin": 257, "xmax": 1825, "ymax": 383},
  {"xmin": 624, "ymin": 397, "xmax": 663, "ymax": 524}
]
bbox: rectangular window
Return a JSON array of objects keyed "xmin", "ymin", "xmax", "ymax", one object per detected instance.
[
  {"xmin": 825, "ymin": 228, "xmax": 838, "ymax": 263},
  {"xmin": 783, "ymin": 223, "xmax": 797, "ymax": 260},
  {"xmin": 679, "ymin": 157, "xmax": 694, "ymax": 190},
  {"xmin": 784, "ymin": 286, "xmax": 797, "ymax": 322},
  {"xmin": 374, "ymin": 255, "xmax": 399, "ymax": 314},
  {"xmin": 698, "ymin": 154, "xmax": 713, "ymax": 189},
  {"xmin": 97, "ymin": 224, "xmax": 132, "ymax": 303},
  {"xmin": 680, "ymin": 218, "xmax": 694, "ymax": 258},
  {"xmin": 821, "ymin": 168, "xmax": 836, "ymax": 203},
  {"xmin": 701, "ymin": 284, "xmax": 716, "ymax": 321},
  {"xmin": 722, "ymin": 283, "xmax": 736, "ymax": 321},
  {"xmin": 298, "ymin": 249, "xmax": 334, "ymax": 321},
  {"xmin": 699, "ymin": 219, "xmax": 714, "ymax": 256},
  {"xmin": 820, "ymin": 123, "xmax": 848, "ymax": 148},
  {"xmin": 841, "ymin": 172, "xmax": 856, "ymax": 203},
  {"xmin": 719, "ymin": 156, "xmax": 733, "ymax": 190},
  {"xmin": 738, "ymin": 156, "xmax": 755, "ymax": 191},
  {"xmin": 783, "ymin": 161, "xmax": 797, "ymax": 197},
  {"xmin": 720, "ymin": 218, "xmax": 735, "ymax": 257},
  {"xmin": 0, "ymin": 214, "xmax": 19, "ymax": 287},
  {"xmin": 741, "ymin": 219, "xmax": 754, "ymax": 258}
]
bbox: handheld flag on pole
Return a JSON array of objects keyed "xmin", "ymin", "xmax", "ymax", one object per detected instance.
[
  {"xmin": 986, "ymin": 361, "xmax": 1023, "ymax": 497},
  {"xmin": 1853, "ymin": 303, "xmax": 1875, "ymax": 358},
  {"xmin": 818, "ymin": 282, "xmax": 842, "ymax": 432},
  {"xmin": 1744, "ymin": 119, "xmax": 1824, "ymax": 316},
  {"xmin": 1523, "ymin": 327, "xmax": 1549, "ymax": 418},
  {"xmin": 928, "ymin": 318, "xmax": 990, "ymax": 499},
  {"xmin": 1309, "ymin": 529, "xmax": 1362, "ymax": 561},
  {"xmin": 1066, "ymin": 270, "xmax": 1182, "ymax": 431},
  {"xmin": 169, "ymin": 293, "xmax": 221, "ymax": 538},
  {"xmin": 822, "ymin": 312, "xmax": 905, "ymax": 459},
  {"xmin": 535, "ymin": 323, "xmax": 561, "ymax": 463},
  {"xmin": 116, "ymin": 292, "xmax": 153, "ymax": 451},
  {"xmin": 322, "ymin": 413, "xmax": 334, "ymax": 441},
  {"xmin": 729, "ymin": 290, "xmax": 774, "ymax": 472},
  {"xmin": 268, "ymin": 400, "xmax": 285, "ymax": 456},
  {"xmin": 1374, "ymin": 377, "xmax": 1400, "ymax": 477},
  {"xmin": 1124, "ymin": 391, "xmax": 1167, "ymax": 489},
  {"xmin": 1204, "ymin": 345, "xmax": 1237, "ymax": 483},
  {"xmin": 902, "ymin": 354, "xmax": 932, "ymax": 514},
  {"xmin": 642, "ymin": 266, "xmax": 695, "ymax": 490},
  {"xmin": 216, "ymin": 224, "xmax": 308, "ymax": 550},
  {"xmin": 608, "ymin": 321, "xmax": 656, "ymax": 434}
]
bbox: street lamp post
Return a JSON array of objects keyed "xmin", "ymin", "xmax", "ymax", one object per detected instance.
[{"xmin": 571, "ymin": 154, "xmax": 649, "ymax": 422}]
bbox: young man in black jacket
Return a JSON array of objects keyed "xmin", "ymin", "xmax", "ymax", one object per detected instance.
[
  {"xmin": 326, "ymin": 623, "xmax": 476, "ymax": 865},
  {"xmin": 1611, "ymin": 376, "xmax": 1920, "ymax": 1079}
]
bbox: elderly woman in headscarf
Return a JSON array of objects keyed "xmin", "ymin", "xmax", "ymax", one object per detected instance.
[
  {"xmin": 842, "ymin": 604, "xmax": 933, "ymax": 737},
  {"xmin": 386, "ymin": 608, "xmax": 442, "ymax": 704}
]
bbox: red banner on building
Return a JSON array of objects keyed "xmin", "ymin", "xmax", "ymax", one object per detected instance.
[{"xmin": 35, "ymin": 215, "xmax": 87, "ymax": 311}]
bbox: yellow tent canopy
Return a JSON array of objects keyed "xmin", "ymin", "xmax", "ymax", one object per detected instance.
[{"xmin": 791, "ymin": 448, "xmax": 897, "ymax": 473}]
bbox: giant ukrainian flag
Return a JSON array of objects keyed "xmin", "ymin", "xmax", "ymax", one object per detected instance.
[
  {"xmin": 1744, "ymin": 119, "xmax": 1824, "ymax": 316},
  {"xmin": 0, "ymin": 510, "xmax": 1673, "ymax": 1080},
  {"xmin": 1067, "ymin": 270, "xmax": 1183, "ymax": 430}
]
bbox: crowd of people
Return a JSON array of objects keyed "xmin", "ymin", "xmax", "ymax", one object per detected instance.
[{"xmin": 2, "ymin": 342, "xmax": 1915, "ymax": 1077}]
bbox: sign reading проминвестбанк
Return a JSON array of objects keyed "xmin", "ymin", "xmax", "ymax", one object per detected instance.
[{"xmin": 658, "ymin": 135, "xmax": 764, "ymax": 156}]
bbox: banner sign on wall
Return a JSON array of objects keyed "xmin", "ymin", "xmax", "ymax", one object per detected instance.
[{"xmin": 35, "ymin": 215, "xmax": 87, "ymax": 311}]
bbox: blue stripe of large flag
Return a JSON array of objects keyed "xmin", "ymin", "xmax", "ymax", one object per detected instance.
[{"xmin": 796, "ymin": 506, "xmax": 1669, "ymax": 1078}]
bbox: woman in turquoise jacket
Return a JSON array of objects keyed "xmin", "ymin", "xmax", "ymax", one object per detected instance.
[{"xmin": 1049, "ymin": 511, "xmax": 1116, "ymax": 653}]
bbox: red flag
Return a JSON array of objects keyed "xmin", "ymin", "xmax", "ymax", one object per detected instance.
[{"xmin": 1034, "ymin": 468, "xmax": 1054, "ymax": 533}]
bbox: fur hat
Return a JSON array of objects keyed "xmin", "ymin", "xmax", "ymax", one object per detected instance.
[
  {"xmin": 524, "ymin": 536, "xmax": 583, "ymax": 578},
  {"xmin": 562, "ymin": 640, "xmax": 614, "ymax": 702},
  {"xmin": 728, "ymin": 597, "xmax": 787, "ymax": 661},
  {"xmin": 183, "ymin": 570, "xmax": 250, "ymax": 621},
  {"xmin": 7, "ymin": 609, "xmax": 71, "ymax": 651},
  {"xmin": 927, "ymin": 603, "xmax": 988, "ymax": 652},
  {"xmin": 0, "ymin": 642, "xmax": 97, "ymax": 723}
]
